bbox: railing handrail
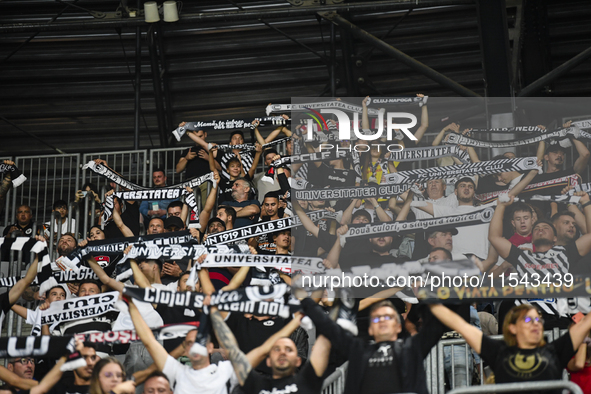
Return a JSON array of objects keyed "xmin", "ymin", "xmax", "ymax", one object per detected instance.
[
  {"xmin": 322, "ymin": 361, "xmax": 348, "ymax": 391},
  {"xmin": 448, "ymin": 380, "xmax": 583, "ymax": 394}
]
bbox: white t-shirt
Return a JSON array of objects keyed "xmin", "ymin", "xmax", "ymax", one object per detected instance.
[
  {"xmin": 162, "ymin": 356, "xmax": 237, "ymax": 394},
  {"xmin": 412, "ymin": 194, "xmax": 457, "ymax": 220},
  {"xmin": 44, "ymin": 219, "xmax": 76, "ymax": 238},
  {"xmin": 433, "ymin": 203, "xmax": 495, "ymax": 260}
]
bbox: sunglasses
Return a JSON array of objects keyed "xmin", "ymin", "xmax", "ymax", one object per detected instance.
[
  {"xmin": 523, "ymin": 316, "xmax": 544, "ymax": 325},
  {"xmin": 14, "ymin": 358, "xmax": 34, "ymax": 365},
  {"xmin": 103, "ymin": 372, "xmax": 124, "ymax": 379},
  {"xmin": 371, "ymin": 314, "xmax": 396, "ymax": 324}
]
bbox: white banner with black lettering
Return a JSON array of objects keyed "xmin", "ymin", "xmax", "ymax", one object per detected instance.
[
  {"xmin": 41, "ymin": 291, "xmax": 119, "ymax": 330},
  {"xmin": 203, "ymin": 254, "xmax": 326, "ymax": 274},
  {"xmin": 340, "ymin": 206, "xmax": 495, "ymax": 246},
  {"xmin": 383, "ymin": 157, "xmax": 541, "ymax": 184},
  {"xmin": 365, "ymin": 96, "xmax": 428, "ymax": 108},
  {"xmin": 294, "ymin": 184, "xmax": 411, "ymax": 201}
]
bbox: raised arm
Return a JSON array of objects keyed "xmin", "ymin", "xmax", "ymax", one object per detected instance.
[
  {"xmin": 507, "ymin": 167, "xmax": 540, "ymax": 198},
  {"xmin": 0, "ymin": 365, "xmax": 38, "ymax": 390},
  {"xmin": 112, "ymin": 196, "xmax": 134, "ymax": 237},
  {"xmin": 186, "ymin": 130, "xmax": 211, "ymax": 151},
  {"xmin": 309, "ymin": 335, "xmax": 331, "ymax": 377},
  {"xmin": 361, "ymin": 96, "xmax": 370, "ymax": 130},
  {"xmin": 128, "ymin": 299, "xmax": 169, "ymax": 371},
  {"xmin": 253, "ymin": 121, "xmax": 267, "ymax": 146},
  {"xmin": 87, "ymin": 256, "xmax": 123, "ymax": 292},
  {"xmin": 575, "ymin": 193, "xmax": 591, "ymax": 256},
  {"xmin": 573, "ymin": 138, "xmax": 591, "ymax": 175},
  {"xmin": 245, "ymin": 314, "xmax": 303, "ymax": 368},
  {"xmin": 210, "ymin": 306, "xmax": 252, "ymax": 386},
  {"xmin": 488, "ymin": 197, "xmax": 514, "ymax": 259},
  {"xmin": 411, "ymin": 94, "xmax": 429, "ymax": 145},
  {"xmin": 293, "ymin": 200, "xmax": 319, "ymax": 237},
  {"xmin": 9, "ymin": 253, "xmax": 39, "ymax": 305},
  {"xmin": 429, "ymin": 304, "xmax": 483, "ymax": 353},
  {"xmin": 395, "ymin": 191, "xmax": 413, "ymax": 221},
  {"xmin": 248, "ymin": 143, "xmax": 262, "ymax": 180},
  {"xmin": 30, "ymin": 356, "xmax": 67, "ymax": 394},
  {"xmin": 198, "ymin": 176, "xmax": 219, "ymax": 225}
]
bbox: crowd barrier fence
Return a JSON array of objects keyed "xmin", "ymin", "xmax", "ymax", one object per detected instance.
[{"xmin": 447, "ymin": 380, "xmax": 582, "ymax": 394}]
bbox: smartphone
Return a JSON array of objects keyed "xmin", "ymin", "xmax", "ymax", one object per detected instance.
[
  {"xmin": 152, "ymin": 202, "xmax": 159, "ymax": 211},
  {"xmin": 80, "ymin": 191, "xmax": 88, "ymax": 197},
  {"xmin": 572, "ymin": 312, "xmax": 585, "ymax": 324}
]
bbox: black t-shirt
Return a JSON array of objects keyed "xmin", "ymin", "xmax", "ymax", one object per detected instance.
[
  {"xmin": 242, "ymin": 361, "xmax": 323, "ymax": 394},
  {"xmin": 47, "ymin": 381, "xmax": 89, "ymax": 394},
  {"xmin": 218, "ymin": 178, "xmax": 235, "ymax": 205},
  {"xmin": 3, "ymin": 221, "xmax": 34, "ymax": 237},
  {"xmin": 480, "ymin": 333, "xmax": 575, "ymax": 387},
  {"xmin": 181, "ymin": 147, "xmax": 210, "ymax": 179},
  {"xmin": 360, "ymin": 341, "xmax": 403, "ymax": 394},
  {"xmin": 226, "ymin": 313, "xmax": 308, "ymax": 375},
  {"xmin": 0, "ymin": 291, "xmax": 11, "ymax": 333},
  {"xmin": 310, "ymin": 163, "xmax": 357, "ymax": 188},
  {"xmin": 104, "ymin": 201, "xmax": 140, "ymax": 239}
]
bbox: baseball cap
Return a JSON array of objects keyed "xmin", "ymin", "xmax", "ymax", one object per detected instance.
[{"xmin": 164, "ymin": 216, "xmax": 184, "ymax": 230}]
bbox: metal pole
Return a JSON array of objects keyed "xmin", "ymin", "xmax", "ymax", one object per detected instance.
[
  {"xmin": 0, "ymin": 1, "xmax": 474, "ymax": 34},
  {"xmin": 148, "ymin": 26, "xmax": 167, "ymax": 147},
  {"xmin": 155, "ymin": 24, "xmax": 174, "ymax": 134},
  {"xmin": 518, "ymin": 45, "xmax": 591, "ymax": 97},
  {"xmin": 134, "ymin": 24, "xmax": 142, "ymax": 150},
  {"xmin": 319, "ymin": 12, "xmax": 481, "ymax": 97},
  {"xmin": 330, "ymin": 22, "xmax": 336, "ymax": 97}
]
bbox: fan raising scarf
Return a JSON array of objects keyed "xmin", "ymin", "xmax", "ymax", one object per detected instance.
[
  {"xmin": 445, "ymin": 126, "xmax": 581, "ymax": 148},
  {"xmin": 123, "ymin": 284, "xmax": 292, "ymax": 318},
  {"xmin": 383, "ymin": 157, "xmax": 541, "ymax": 185},
  {"xmin": 266, "ymin": 100, "xmax": 383, "ymax": 116},
  {"xmin": 213, "ymin": 136, "xmax": 292, "ymax": 154},
  {"xmin": 82, "ymin": 161, "xmax": 216, "ymax": 223},
  {"xmin": 171, "ymin": 116, "xmax": 288, "ymax": 141},
  {"xmin": 0, "ymin": 162, "xmax": 27, "ymax": 187},
  {"xmin": 40, "ymin": 291, "xmax": 119, "ymax": 330}
]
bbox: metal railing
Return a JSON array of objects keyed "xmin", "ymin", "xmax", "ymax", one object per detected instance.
[
  {"xmin": 322, "ymin": 361, "xmax": 348, "ymax": 394},
  {"xmin": 447, "ymin": 381, "xmax": 582, "ymax": 394},
  {"xmin": 11, "ymin": 154, "xmax": 81, "ymax": 227},
  {"xmin": 149, "ymin": 147, "xmax": 190, "ymax": 187},
  {"xmin": 435, "ymin": 330, "xmax": 565, "ymax": 394},
  {"xmin": 82, "ymin": 150, "xmax": 147, "ymax": 192}
]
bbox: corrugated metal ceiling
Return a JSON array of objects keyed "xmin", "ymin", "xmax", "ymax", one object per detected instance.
[{"xmin": 1, "ymin": 0, "xmax": 590, "ymax": 155}]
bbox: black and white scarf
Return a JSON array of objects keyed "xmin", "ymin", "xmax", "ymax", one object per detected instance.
[
  {"xmin": 267, "ymin": 101, "xmax": 383, "ymax": 116},
  {"xmin": 74, "ymin": 322, "xmax": 199, "ymax": 345},
  {"xmin": 383, "ymin": 157, "xmax": 541, "ymax": 184},
  {"xmin": 365, "ymin": 96, "xmax": 428, "ymax": 108},
  {"xmin": 468, "ymin": 126, "xmax": 547, "ymax": 133},
  {"xmin": 385, "ymin": 145, "xmax": 469, "ymax": 163},
  {"xmin": 83, "ymin": 161, "xmax": 216, "ymax": 191},
  {"xmin": 569, "ymin": 182, "xmax": 591, "ymax": 195},
  {"xmin": 527, "ymin": 195, "xmax": 581, "ymax": 204},
  {"xmin": 213, "ymin": 136, "xmax": 292, "ymax": 154},
  {"xmin": 294, "ymin": 184, "xmax": 411, "ymax": 201},
  {"xmin": 0, "ymin": 336, "xmax": 76, "ymax": 358},
  {"xmin": 340, "ymin": 206, "xmax": 495, "ymax": 246},
  {"xmin": 40, "ymin": 291, "xmax": 119, "ymax": 330},
  {"xmin": 202, "ymin": 254, "xmax": 326, "ymax": 274},
  {"xmin": 172, "ymin": 117, "xmax": 288, "ymax": 141},
  {"xmin": 0, "ymin": 163, "xmax": 27, "ymax": 187},
  {"xmin": 123, "ymin": 284, "xmax": 291, "ymax": 318},
  {"xmin": 446, "ymin": 126, "xmax": 581, "ymax": 148},
  {"xmin": 203, "ymin": 216, "xmax": 300, "ymax": 246},
  {"xmin": 82, "ymin": 161, "xmax": 216, "ymax": 223}
]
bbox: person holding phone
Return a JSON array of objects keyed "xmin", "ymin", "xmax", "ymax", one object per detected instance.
[{"xmin": 176, "ymin": 124, "xmax": 213, "ymax": 208}]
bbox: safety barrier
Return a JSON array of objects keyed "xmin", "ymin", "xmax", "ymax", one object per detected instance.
[
  {"xmin": 434, "ymin": 329, "xmax": 565, "ymax": 394},
  {"xmin": 447, "ymin": 380, "xmax": 582, "ymax": 394},
  {"xmin": 322, "ymin": 361, "xmax": 348, "ymax": 394}
]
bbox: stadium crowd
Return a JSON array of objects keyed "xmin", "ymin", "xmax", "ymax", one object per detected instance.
[{"xmin": 1, "ymin": 96, "xmax": 591, "ymax": 394}]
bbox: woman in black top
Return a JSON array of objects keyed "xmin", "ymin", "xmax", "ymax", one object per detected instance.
[{"xmin": 430, "ymin": 303, "xmax": 591, "ymax": 385}]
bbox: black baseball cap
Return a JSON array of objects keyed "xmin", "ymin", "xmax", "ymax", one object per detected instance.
[{"xmin": 164, "ymin": 216, "xmax": 184, "ymax": 230}]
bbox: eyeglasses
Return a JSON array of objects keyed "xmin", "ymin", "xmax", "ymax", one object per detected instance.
[
  {"xmin": 103, "ymin": 372, "xmax": 124, "ymax": 379},
  {"xmin": 14, "ymin": 358, "xmax": 34, "ymax": 365},
  {"xmin": 523, "ymin": 316, "xmax": 544, "ymax": 325},
  {"xmin": 371, "ymin": 314, "xmax": 396, "ymax": 324}
]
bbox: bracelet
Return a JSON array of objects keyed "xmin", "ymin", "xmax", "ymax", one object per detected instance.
[{"xmin": 582, "ymin": 201, "xmax": 591, "ymax": 209}]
